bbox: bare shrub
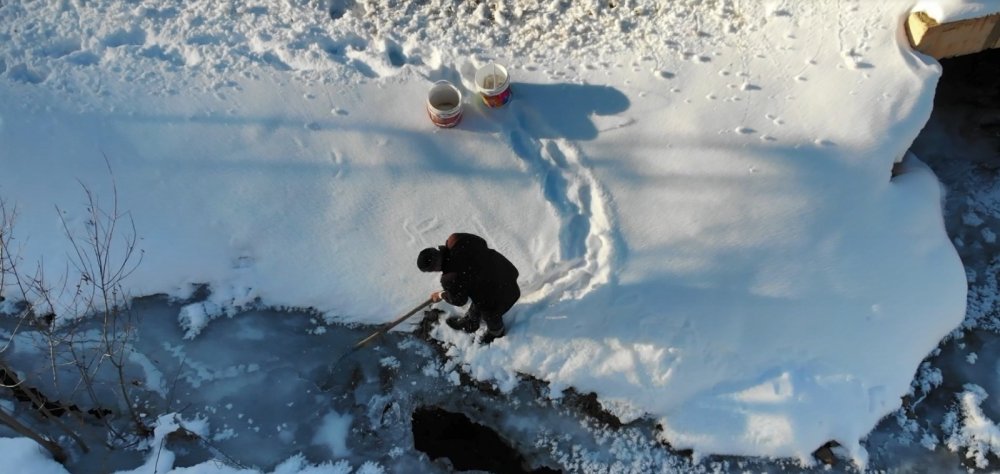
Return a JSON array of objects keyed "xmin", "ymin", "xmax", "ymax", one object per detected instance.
[{"xmin": 0, "ymin": 159, "xmax": 150, "ymax": 462}]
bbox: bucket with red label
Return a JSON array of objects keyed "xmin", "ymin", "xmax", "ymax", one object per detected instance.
[
  {"xmin": 474, "ymin": 63, "xmax": 512, "ymax": 108},
  {"xmin": 426, "ymin": 80, "xmax": 463, "ymax": 128}
]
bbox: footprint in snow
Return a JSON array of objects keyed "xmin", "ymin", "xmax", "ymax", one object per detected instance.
[
  {"xmin": 7, "ymin": 64, "xmax": 48, "ymax": 84},
  {"xmin": 402, "ymin": 217, "xmax": 442, "ymax": 245}
]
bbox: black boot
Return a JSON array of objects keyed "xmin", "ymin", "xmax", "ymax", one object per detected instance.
[
  {"xmin": 479, "ymin": 325, "xmax": 506, "ymax": 345},
  {"xmin": 423, "ymin": 308, "xmax": 445, "ymax": 320},
  {"xmin": 445, "ymin": 315, "xmax": 480, "ymax": 333}
]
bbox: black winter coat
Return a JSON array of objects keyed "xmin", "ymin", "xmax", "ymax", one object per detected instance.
[{"xmin": 438, "ymin": 233, "xmax": 520, "ymax": 311}]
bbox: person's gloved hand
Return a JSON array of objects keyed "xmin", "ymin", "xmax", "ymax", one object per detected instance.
[{"xmin": 430, "ymin": 290, "xmax": 445, "ymax": 303}]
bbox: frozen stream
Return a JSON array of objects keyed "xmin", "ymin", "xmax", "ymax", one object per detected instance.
[{"xmin": 1, "ymin": 49, "xmax": 998, "ymax": 474}]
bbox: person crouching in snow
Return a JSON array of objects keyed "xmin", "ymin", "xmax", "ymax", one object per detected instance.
[{"xmin": 417, "ymin": 233, "xmax": 520, "ymax": 344}]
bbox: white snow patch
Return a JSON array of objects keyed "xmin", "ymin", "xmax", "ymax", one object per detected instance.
[
  {"xmin": 312, "ymin": 410, "xmax": 353, "ymax": 458},
  {"xmin": 944, "ymin": 384, "xmax": 1000, "ymax": 469}
]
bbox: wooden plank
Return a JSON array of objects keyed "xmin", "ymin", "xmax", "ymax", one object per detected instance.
[{"xmin": 906, "ymin": 11, "xmax": 1000, "ymax": 59}]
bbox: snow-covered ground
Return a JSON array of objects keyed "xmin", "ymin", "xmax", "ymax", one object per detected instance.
[
  {"xmin": 882, "ymin": 48, "xmax": 1000, "ymax": 472},
  {"xmin": 1, "ymin": 0, "xmax": 998, "ymax": 472}
]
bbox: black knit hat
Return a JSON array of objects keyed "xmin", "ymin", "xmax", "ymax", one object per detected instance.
[{"xmin": 417, "ymin": 247, "xmax": 441, "ymax": 272}]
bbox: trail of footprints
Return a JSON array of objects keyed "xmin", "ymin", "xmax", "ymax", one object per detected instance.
[{"xmin": 506, "ymin": 110, "xmax": 618, "ymax": 303}]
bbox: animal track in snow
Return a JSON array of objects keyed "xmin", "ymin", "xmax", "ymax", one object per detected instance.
[
  {"xmin": 402, "ymin": 217, "xmax": 442, "ymax": 246},
  {"xmin": 233, "ymin": 255, "xmax": 255, "ymax": 270},
  {"xmin": 8, "ymin": 64, "xmax": 48, "ymax": 84},
  {"xmin": 329, "ymin": 150, "xmax": 347, "ymax": 179}
]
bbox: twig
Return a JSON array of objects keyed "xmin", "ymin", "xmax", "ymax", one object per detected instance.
[
  {"xmin": 0, "ymin": 406, "xmax": 67, "ymax": 463},
  {"xmin": 0, "ymin": 360, "xmax": 89, "ymax": 452},
  {"xmin": 164, "ymin": 356, "xmax": 187, "ymax": 413},
  {"xmin": 176, "ymin": 426, "xmax": 248, "ymax": 470}
]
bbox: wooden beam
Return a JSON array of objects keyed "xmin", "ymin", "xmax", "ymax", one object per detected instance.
[{"xmin": 906, "ymin": 11, "xmax": 1000, "ymax": 59}]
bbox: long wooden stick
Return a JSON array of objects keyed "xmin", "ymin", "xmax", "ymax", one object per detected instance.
[
  {"xmin": 316, "ymin": 298, "xmax": 435, "ymax": 392},
  {"xmin": 351, "ymin": 297, "xmax": 434, "ymax": 350},
  {"xmin": 330, "ymin": 297, "xmax": 434, "ymax": 370}
]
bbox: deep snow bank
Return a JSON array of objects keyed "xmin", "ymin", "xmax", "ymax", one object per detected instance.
[{"xmin": 0, "ymin": 0, "xmax": 975, "ymax": 465}]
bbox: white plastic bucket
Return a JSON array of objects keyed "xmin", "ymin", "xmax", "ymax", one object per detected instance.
[
  {"xmin": 474, "ymin": 63, "xmax": 512, "ymax": 108},
  {"xmin": 426, "ymin": 81, "xmax": 463, "ymax": 128}
]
